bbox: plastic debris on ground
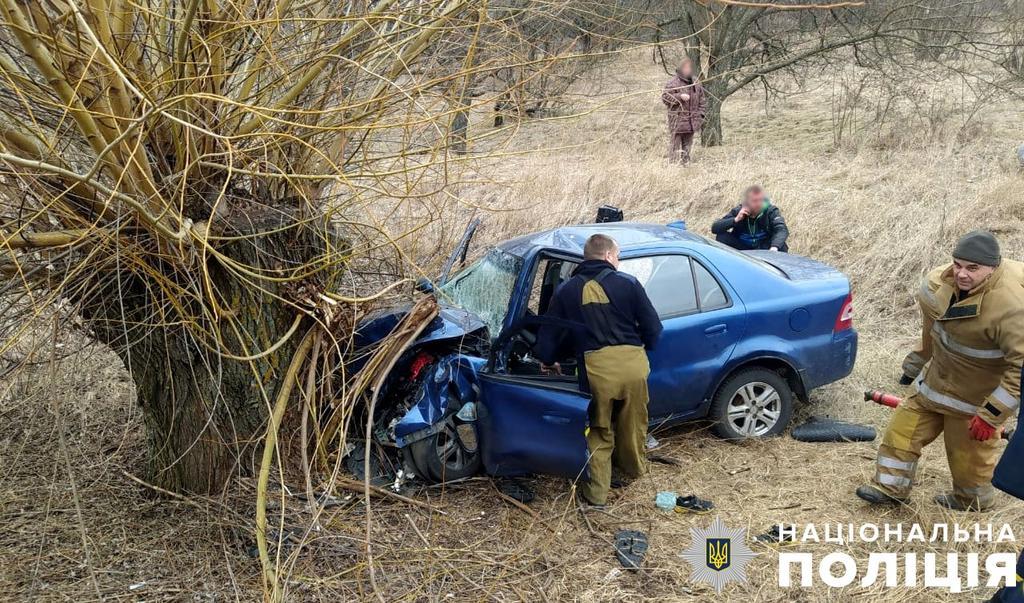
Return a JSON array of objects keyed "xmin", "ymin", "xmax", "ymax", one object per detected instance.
[
  {"xmin": 613, "ymin": 529, "xmax": 648, "ymax": 569},
  {"xmin": 655, "ymin": 491, "xmax": 677, "ymax": 511}
]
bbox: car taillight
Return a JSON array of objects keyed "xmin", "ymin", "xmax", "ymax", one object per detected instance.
[{"xmin": 834, "ymin": 293, "xmax": 854, "ymax": 331}]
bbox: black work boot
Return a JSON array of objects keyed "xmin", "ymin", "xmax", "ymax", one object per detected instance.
[
  {"xmin": 856, "ymin": 485, "xmax": 908, "ymax": 505},
  {"xmin": 934, "ymin": 493, "xmax": 992, "ymax": 512}
]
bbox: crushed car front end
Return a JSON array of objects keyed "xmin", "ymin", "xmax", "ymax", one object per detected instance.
[{"xmin": 348, "ymin": 247, "xmax": 526, "ymax": 484}]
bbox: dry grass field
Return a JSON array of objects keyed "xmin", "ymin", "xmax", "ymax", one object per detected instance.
[{"xmin": 3, "ymin": 50, "xmax": 1024, "ymax": 601}]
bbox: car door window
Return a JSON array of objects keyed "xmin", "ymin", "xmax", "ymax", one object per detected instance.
[
  {"xmin": 619, "ymin": 255, "xmax": 697, "ymax": 318},
  {"xmin": 693, "ymin": 260, "xmax": 729, "ymax": 311},
  {"xmin": 527, "ymin": 258, "xmax": 577, "ymax": 316}
]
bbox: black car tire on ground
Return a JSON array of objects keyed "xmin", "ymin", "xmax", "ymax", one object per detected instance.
[
  {"xmin": 406, "ymin": 378, "xmax": 482, "ymax": 483},
  {"xmin": 709, "ymin": 368, "xmax": 794, "ymax": 440}
]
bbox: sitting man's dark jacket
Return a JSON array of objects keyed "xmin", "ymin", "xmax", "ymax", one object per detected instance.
[
  {"xmin": 534, "ymin": 260, "xmax": 663, "ymax": 364},
  {"xmin": 711, "ymin": 201, "xmax": 790, "ymax": 252}
]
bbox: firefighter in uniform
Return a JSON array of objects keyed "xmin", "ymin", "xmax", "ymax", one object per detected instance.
[
  {"xmin": 535, "ymin": 234, "xmax": 663, "ymax": 508},
  {"xmin": 857, "ymin": 231, "xmax": 1024, "ymax": 511}
]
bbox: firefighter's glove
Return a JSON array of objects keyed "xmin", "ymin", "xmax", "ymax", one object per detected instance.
[
  {"xmin": 898, "ymin": 374, "xmax": 914, "ymax": 386},
  {"xmin": 968, "ymin": 415, "xmax": 997, "ymax": 441}
]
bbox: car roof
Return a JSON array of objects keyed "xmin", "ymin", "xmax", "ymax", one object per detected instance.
[{"xmin": 496, "ymin": 222, "xmax": 704, "ymax": 257}]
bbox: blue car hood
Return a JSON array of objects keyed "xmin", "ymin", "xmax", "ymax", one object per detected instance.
[{"xmin": 354, "ymin": 302, "xmax": 488, "ymax": 349}]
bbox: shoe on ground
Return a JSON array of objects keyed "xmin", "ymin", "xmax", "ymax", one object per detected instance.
[
  {"xmin": 675, "ymin": 494, "xmax": 714, "ymax": 514},
  {"xmin": 855, "ymin": 485, "xmax": 908, "ymax": 505},
  {"xmin": 755, "ymin": 524, "xmax": 798, "ymax": 547},
  {"xmin": 934, "ymin": 493, "xmax": 991, "ymax": 512}
]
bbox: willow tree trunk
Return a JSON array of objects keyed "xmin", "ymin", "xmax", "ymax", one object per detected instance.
[
  {"xmin": 90, "ymin": 207, "xmax": 336, "ymax": 493},
  {"xmin": 125, "ymin": 313, "xmax": 301, "ymax": 493}
]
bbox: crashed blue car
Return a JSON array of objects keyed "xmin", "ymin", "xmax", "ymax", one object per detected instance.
[{"xmin": 354, "ymin": 222, "xmax": 857, "ymax": 484}]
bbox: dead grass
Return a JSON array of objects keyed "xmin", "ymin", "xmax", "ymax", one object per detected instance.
[{"xmin": 3, "ymin": 50, "xmax": 1024, "ymax": 601}]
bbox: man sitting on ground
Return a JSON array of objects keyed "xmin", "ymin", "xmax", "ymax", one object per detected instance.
[{"xmin": 711, "ymin": 185, "xmax": 789, "ymax": 252}]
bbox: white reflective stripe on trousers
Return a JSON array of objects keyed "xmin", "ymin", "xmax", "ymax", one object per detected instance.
[
  {"xmin": 878, "ymin": 456, "xmax": 916, "ymax": 472},
  {"xmin": 876, "ymin": 473, "xmax": 912, "ymax": 487}
]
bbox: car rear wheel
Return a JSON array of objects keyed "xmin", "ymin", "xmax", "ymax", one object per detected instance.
[
  {"xmin": 408, "ymin": 413, "xmax": 482, "ymax": 483},
  {"xmin": 710, "ymin": 368, "xmax": 794, "ymax": 440}
]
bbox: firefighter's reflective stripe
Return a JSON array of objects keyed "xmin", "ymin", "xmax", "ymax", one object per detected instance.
[
  {"xmin": 993, "ymin": 386, "xmax": 1019, "ymax": 409},
  {"xmin": 931, "ymin": 323, "xmax": 1004, "ymax": 359},
  {"xmin": 915, "ymin": 376, "xmax": 978, "ymax": 414},
  {"xmin": 878, "ymin": 456, "xmax": 916, "ymax": 471},
  {"xmin": 874, "ymin": 394, "xmax": 1000, "ymax": 506},
  {"xmin": 876, "ymin": 473, "xmax": 911, "ymax": 487}
]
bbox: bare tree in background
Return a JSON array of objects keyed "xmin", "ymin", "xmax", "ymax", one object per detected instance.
[{"xmin": 655, "ymin": 0, "xmax": 1023, "ymax": 146}]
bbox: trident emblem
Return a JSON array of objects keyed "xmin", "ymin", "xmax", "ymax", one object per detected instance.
[{"xmin": 706, "ymin": 538, "xmax": 731, "ymax": 571}]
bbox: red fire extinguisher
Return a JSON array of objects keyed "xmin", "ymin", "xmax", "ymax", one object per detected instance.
[{"xmin": 864, "ymin": 389, "xmax": 1015, "ymax": 440}]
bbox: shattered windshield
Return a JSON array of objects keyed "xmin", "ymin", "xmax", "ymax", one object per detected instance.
[{"xmin": 439, "ymin": 249, "xmax": 522, "ymax": 336}]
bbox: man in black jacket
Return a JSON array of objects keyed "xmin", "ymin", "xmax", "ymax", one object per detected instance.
[
  {"xmin": 711, "ymin": 185, "xmax": 790, "ymax": 252},
  {"xmin": 534, "ymin": 234, "xmax": 663, "ymax": 507}
]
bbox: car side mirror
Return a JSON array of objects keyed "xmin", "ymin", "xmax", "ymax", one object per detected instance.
[{"xmin": 415, "ymin": 277, "xmax": 435, "ymax": 294}]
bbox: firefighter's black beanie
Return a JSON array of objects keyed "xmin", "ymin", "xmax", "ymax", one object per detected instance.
[{"xmin": 953, "ymin": 230, "xmax": 1001, "ymax": 267}]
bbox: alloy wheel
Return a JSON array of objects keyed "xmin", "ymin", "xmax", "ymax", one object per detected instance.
[
  {"xmin": 434, "ymin": 419, "xmax": 478, "ymax": 473},
  {"xmin": 726, "ymin": 381, "xmax": 782, "ymax": 437}
]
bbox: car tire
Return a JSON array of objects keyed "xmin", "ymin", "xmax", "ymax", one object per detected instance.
[
  {"xmin": 709, "ymin": 368, "xmax": 794, "ymax": 440},
  {"xmin": 406, "ymin": 378, "xmax": 482, "ymax": 483}
]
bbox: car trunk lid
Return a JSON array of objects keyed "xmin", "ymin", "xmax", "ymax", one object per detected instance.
[{"xmin": 745, "ymin": 251, "xmax": 844, "ymax": 282}]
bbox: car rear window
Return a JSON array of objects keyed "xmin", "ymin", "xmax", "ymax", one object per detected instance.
[{"xmin": 701, "ymin": 236, "xmax": 787, "ymax": 278}]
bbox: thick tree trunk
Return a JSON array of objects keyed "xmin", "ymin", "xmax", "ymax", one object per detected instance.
[
  {"xmin": 702, "ymin": 80, "xmax": 726, "ymax": 147},
  {"xmin": 128, "ymin": 322, "xmax": 299, "ymax": 493},
  {"xmin": 90, "ymin": 206, "xmax": 336, "ymax": 493}
]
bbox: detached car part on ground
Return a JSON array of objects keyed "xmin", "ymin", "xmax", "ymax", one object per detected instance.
[{"xmin": 351, "ymin": 222, "xmax": 858, "ymax": 484}]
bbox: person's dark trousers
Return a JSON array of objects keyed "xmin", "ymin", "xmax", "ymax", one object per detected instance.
[
  {"xmin": 715, "ymin": 231, "xmax": 754, "ymax": 250},
  {"xmin": 715, "ymin": 231, "xmax": 789, "ymax": 252},
  {"xmin": 987, "ymin": 555, "xmax": 1023, "ymax": 602},
  {"xmin": 668, "ymin": 132, "xmax": 695, "ymax": 164}
]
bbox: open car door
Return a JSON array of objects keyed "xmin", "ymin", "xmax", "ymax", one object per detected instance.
[{"xmin": 475, "ymin": 317, "xmax": 590, "ymax": 479}]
